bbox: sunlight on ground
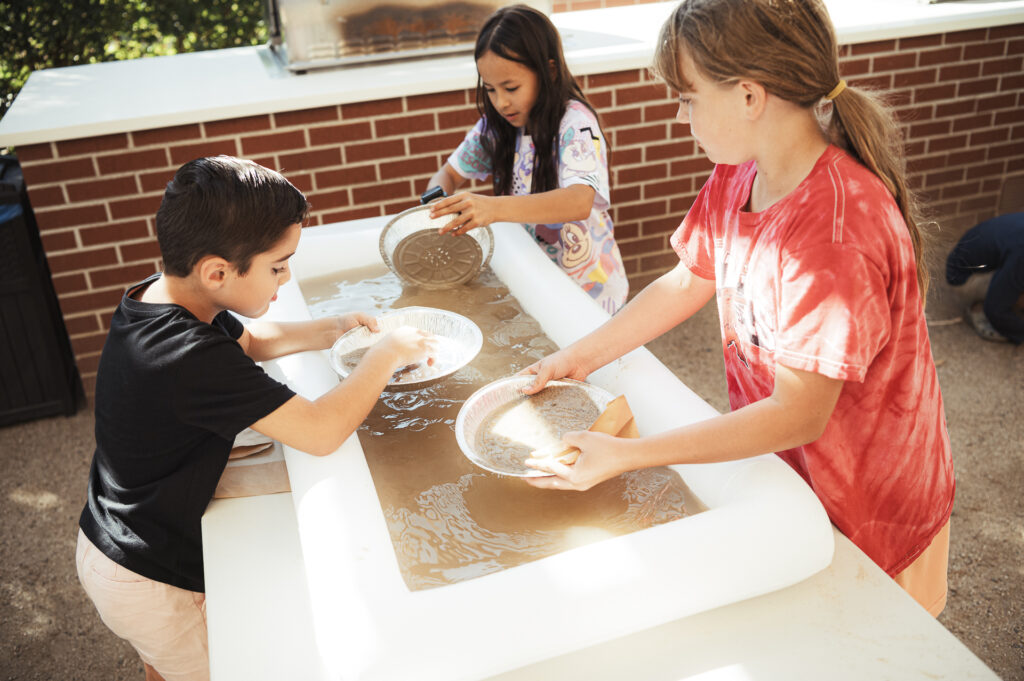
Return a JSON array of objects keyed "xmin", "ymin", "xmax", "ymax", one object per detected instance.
[{"xmin": 8, "ymin": 488, "xmax": 61, "ymax": 510}]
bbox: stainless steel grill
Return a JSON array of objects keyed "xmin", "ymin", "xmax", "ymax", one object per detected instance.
[{"xmin": 265, "ymin": 0, "xmax": 553, "ymax": 72}]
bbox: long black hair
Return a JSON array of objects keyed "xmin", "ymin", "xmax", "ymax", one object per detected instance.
[{"xmin": 474, "ymin": 5, "xmax": 601, "ymax": 196}]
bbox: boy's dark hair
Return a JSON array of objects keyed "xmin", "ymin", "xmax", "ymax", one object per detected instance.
[
  {"xmin": 474, "ymin": 5, "xmax": 602, "ymax": 197},
  {"xmin": 156, "ymin": 156, "xmax": 310, "ymax": 277}
]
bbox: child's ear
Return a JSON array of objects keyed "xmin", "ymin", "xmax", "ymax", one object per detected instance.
[
  {"xmin": 739, "ymin": 80, "xmax": 768, "ymax": 121},
  {"xmin": 196, "ymin": 255, "xmax": 232, "ymax": 290}
]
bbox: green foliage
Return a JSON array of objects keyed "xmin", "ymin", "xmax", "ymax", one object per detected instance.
[{"xmin": 0, "ymin": 0, "xmax": 268, "ymax": 120}]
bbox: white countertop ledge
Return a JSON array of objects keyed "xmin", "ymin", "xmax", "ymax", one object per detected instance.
[{"xmin": 2, "ymin": 0, "xmax": 1023, "ymax": 147}]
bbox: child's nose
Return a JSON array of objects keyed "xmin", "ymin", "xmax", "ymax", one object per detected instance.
[{"xmin": 675, "ymin": 102, "xmax": 690, "ymax": 124}]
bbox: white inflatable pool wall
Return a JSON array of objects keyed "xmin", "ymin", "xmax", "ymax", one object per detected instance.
[{"xmin": 260, "ymin": 217, "xmax": 835, "ymax": 681}]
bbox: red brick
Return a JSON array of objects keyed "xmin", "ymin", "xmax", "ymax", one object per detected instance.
[
  {"xmin": 374, "ymin": 113, "xmax": 436, "ymax": 138},
  {"xmin": 80, "ymin": 219, "xmax": 150, "ymax": 247},
  {"xmin": 939, "ymin": 63, "xmax": 980, "ymax": 81},
  {"xmin": 110, "ymin": 194, "xmax": 163, "ymax": 220},
  {"xmin": 643, "ymin": 102, "xmax": 677, "ymax": 123},
  {"xmin": 25, "ymin": 184, "xmax": 65, "ymax": 208},
  {"xmin": 851, "ymin": 39, "xmax": 897, "ymax": 55},
  {"xmin": 953, "ymin": 113, "xmax": 995, "ymax": 133},
  {"xmin": 406, "ymin": 91, "xmax": 467, "ymax": 110},
  {"xmin": 316, "ymin": 164, "xmax": 377, "ymax": 188},
  {"xmin": 66, "ymin": 175, "xmax": 139, "ymax": 202},
  {"xmin": 929, "ymin": 134, "xmax": 969, "ymax": 153},
  {"xmin": 275, "ymin": 106, "xmax": 340, "ymax": 128},
  {"xmin": 971, "ymin": 128, "xmax": 1010, "ymax": 146},
  {"xmin": 57, "ymin": 287, "xmax": 123, "ymax": 315},
  {"xmin": 617, "ymin": 163, "xmax": 668, "ymax": 185},
  {"xmin": 586, "ymin": 70, "xmax": 643, "ymax": 89},
  {"xmin": 615, "ymin": 124, "xmax": 668, "ymax": 147},
  {"xmin": 140, "ymin": 169, "xmax": 174, "ymax": 193},
  {"xmin": 41, "ymin": 230, "xmax": 78, "ymax": 252},
  {"xmin": 617, "ymin": 201, "xmax": 668, "ymax": 222},
  {"xmin": 382, "ymin": 199, "xmax": 414, "ymax": 214},
  {"xmin": 603, "ymin": 107, "xmax": 643, "ymax": 127},
  {"xmin": 306, "ymin": 188, "xmax": 350, "ymax": 211},
  {"xmin": 914, "ymin": 84, "xmax": 957, "ymax": 103},
  {"xmin": 982, "ymin": 56, "xmax": 1024, "ymax": 76},
  {"xmin": 613, "ymin": 222, "xmax": 638, "ymax": 241},
  {"xmin": 120, "ymin": 240, "xmax": 161, "ymax": 263},
  {"xmin": 240, "ymin": 130, "xmax": 306, "ymax": 155},
  {"xmin": 321, "ymin": 206, "xmax": 382, "ymax": 223},
  {"xmin": 1002, "ymin": 74, "xmax": 1024, "ymax": 92},
  {"xmin": 35, "ymin": 203, "xmax": 108, "ymax": 231},
  {"xmin": 90, "ymin": 262, "xmax": 157, "ymax": 289},
  {"xmin": 437, "ymin": 108, "xmax": 479, "ymax": 131},
  {"xmin": 959, "ymin": 77, "xmax": 1001, "ymax": 97},
  {"xmin": 588, "ymin": 91, "xmax": 612, "ymax": 109},
  {"xmin": 964, "ymin": 41, "xmax": 1007, "ymax": 61},
  {"xmin": 611, "ymin": 185, "xmax": 641, "ymax": 205},
  {"xmin": 641, "ymin": 216, "xmax": 685, "ymax": 235},
  {"xmin": 946, "ymin": 149, "xmax": 987, "ymax": 166},
  {"xmin": 945, "ymin": 28, "xmax": 989, "ymax": 44},
  {"xmin": 14, "ymin": 143, "xmax": 53, "ymax": 162},
  {"xmin": 925, "ymin": 168, "xmax": 964, "ymax": 187},
  {"xmin": 344, "ymin": 139, "xmax": 406, "ymax": 164},
  {"xmin": 21, "ymin": 157, "xmax": 96, "ymax": 184},
  {"xmin": 277, "ymin": 147, "xmax": 342, "ymax": 172},
  {"xmin": 895, "ymin": 104, "xmax": 934, "ymax": 124},
  {"xmin": 910, "ymin": 120, "xmax": 951, "ymax": 138},
  {"xmin": 940, "ymin": 181, "xmax": 982, "ymax": 199},
  {"xmin": 97, "ymin": 148, "xmax": 170, "ymax": 174},
  {"xmin": 995, "ymin": 108, "xmax": 1024, "ymax": 126},
  {"xmin": 289, "ymin": 172, "xmax": 314, "ymax": 194},
  {"xmin": 899, "ymin": 34, "xmax": 943, "ymax": 50},
  {"xmin": 990, "ymin": 24, "xmax": 1024, "ymax": 40},
  {"xmin": 64, "ymin": 314, "xmax": 100, "ymax": 336},
  {"xmin": 613, "ymin": 147, "xmax": 644, "ymax": 166},
  {"xmin": 966, "ymin": 162, "xmax": 1008, "ymax": 180},
  {"xmin": 52, "ymin": 272, "xmax": 88, "ymax": 295},
  {"xmin": 75, "ymin": 353, "xmax": 101, "ymax": 376},
  {"xmin": 407, "ymin": 131, "xmax": 464, "ymax": 156},
  {"xmin": 204, "ymin": 115, "xmax": 272, "ymax": 137},
  {"xmin": 48, "ymin": 247, "xmax": 118, "ymax": 274},
  {"xmin": 307, "ymin": 121, "xmax": 372, "ymax": 147},
  {"xmin": 978, "ymin": 93, "xmax": 1017, "ymax": 112},
  {"xmin": 615, "ymin": 83, "xmax": 666, "ymax": 106},
  {"xmin": 839, "ymin": 57, "xmax": 872, "ymax": 77},
  {"xmin": 644, "ymin": 140, "xmax": 693, "ymax": 162},
  {"xmin": 874, "ymin": 53, "xmax": 917, "ymax": 71},
  {"xmin": 71, "ymin": 332, "xmax": 108, "ymax": 357},
  {"xmin": 897, "ymin": 67, "xmax": 937, "ymax": 87},
  {"xmin": 934, "ymin": 100, "xmax": 975, "ymax": 118},
  {"xmin": 352, "ymin": 180, "xmax": 411, "ymax": 205},
  {"xmin": 617, "ymin": 234, "xmax": 665, "ymax": 257},
  {"xmin": 670, "ymin": 157, "xmax": 715, "ymax": 176},
  {"xmin": 918, "ymin": 46, "xmax": 962, "ymax": 66},
  {"xmin": 132, "ymin": 124, "xmax": 202, "ymax": 147},
  {"xmin": 1009, "ymin": 38, "xmax": 1024, "ymax": 55},
  {"xmin": 169, "ymin": 140, "xmax": 239, "ymax": 166},
  {"xmin": 380, "ymin": 156, "xmax": 439, "ymax": 180},
  {"xmin": 341, "ymin": 98, "xmax": 403, "ymax": 119},
  {"xmin": 56, "ymin": 133, "xmax": 129, "ymax": 157},
  {"xmin": 639, "ymin": 252, "xmax": 680, "ymax": 272}
]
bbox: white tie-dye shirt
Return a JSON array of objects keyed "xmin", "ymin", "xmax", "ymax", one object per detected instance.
[{"xmin": 447, "ymin": 100, "xmax": 628, "ymax": 313}]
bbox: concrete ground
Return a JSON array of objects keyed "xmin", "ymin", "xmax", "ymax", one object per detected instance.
[{"xmin": 1, "ymin": 261, "xmax": 1022, "ymax": 680}]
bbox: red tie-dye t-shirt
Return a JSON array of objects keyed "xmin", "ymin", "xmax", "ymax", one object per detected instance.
[{"xmin": 671, "ymin": 145, "xmax": 954, "ymax": 575}]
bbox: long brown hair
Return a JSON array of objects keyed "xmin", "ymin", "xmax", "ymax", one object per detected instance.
[
  {"xmin": 474, "ymin": 5, "xmax": 601, "ymax": 196},
  {"xmin": 652, "ymin": 0, "xmax": 929, "ymax": 295}
]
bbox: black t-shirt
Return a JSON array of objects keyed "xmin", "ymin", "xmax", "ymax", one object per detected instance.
[{"xmin": 79, "ymin": 274, "xmax": 295, "ymax": 592}]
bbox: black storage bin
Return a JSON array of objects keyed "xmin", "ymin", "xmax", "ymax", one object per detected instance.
[{"xmin": 0, "ymin": 155, "xmax": 84, "ymax": 426}]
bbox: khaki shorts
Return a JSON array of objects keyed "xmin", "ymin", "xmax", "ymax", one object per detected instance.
[
  {"xmin": 76, "ymin": 529, "xmax": 209, "ymax": 681},
  {"xmin": 893, "ymin": 520, "xmax": 950, "ymax": 617}
]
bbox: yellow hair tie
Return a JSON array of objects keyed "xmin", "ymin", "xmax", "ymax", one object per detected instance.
[{"xmin": 825, "ymin": 79, "xmax": 847, "ymax": 101}]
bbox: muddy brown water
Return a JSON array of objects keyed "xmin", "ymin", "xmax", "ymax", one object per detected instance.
[{"xmin": 303, "ymin": 266, "xmax": 705, "ymax": 591}]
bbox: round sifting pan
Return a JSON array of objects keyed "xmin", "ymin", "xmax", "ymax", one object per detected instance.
[{"xmin": 379, "ymin": 204, "xmax": 494, "ymax": 289}]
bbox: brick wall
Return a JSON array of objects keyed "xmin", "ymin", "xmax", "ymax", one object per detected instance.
[{"xmin": 13, "ymin": 23, "xmax": 1024, "ymax": 396}]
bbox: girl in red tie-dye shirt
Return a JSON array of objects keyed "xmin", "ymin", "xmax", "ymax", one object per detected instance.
[{"xmin": 520, "ymin": 0, "xmax": 955, "ymax": 617}]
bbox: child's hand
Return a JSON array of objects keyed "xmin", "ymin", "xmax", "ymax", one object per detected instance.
[
  {"xmin": 373, "ymin": 325, "xmax": 439, "ymax": 369},
  {"xmin": 523, "ymin": 431, "xmax": 630, "ymax": 491},
  {"xmin": 518, "ymin": 349, "xmax": 589, "ymax": 394},
  {"xmin": 337, "ymin": 312, "xmax": 379, "ymax": 336},
  {"xmin": 429, "ymin": 192, "xmax": 498, "ymax": 235}
]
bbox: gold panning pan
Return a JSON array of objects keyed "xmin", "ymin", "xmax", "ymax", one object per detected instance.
[{"xmin": 379, "ymin": 204, "xmax": 494, "ymax": 289}]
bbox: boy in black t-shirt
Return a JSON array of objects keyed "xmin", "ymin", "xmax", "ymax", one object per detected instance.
[{"xmin": 76, "ymin": 156, "xmax": 436, "ymax": 681}]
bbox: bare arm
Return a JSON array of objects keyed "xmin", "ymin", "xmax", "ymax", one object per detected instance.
[
  {"xmin": 238, "ymin": 313, "xmax": 377, "ymax": 362},
  {"xmin": 425, "ymin": 162, "xmax": 468, "ymax": 198},
  {"xmin": 526, "ymin": 364, "xmax": 844, "ymax": 490},
  {"xmin": 249, "ymin": 327, "xmax": 437, "ymax": 456},
  {"xmin": 523, "ymin": 262, "xmax": 717, "ymax": 392}
]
